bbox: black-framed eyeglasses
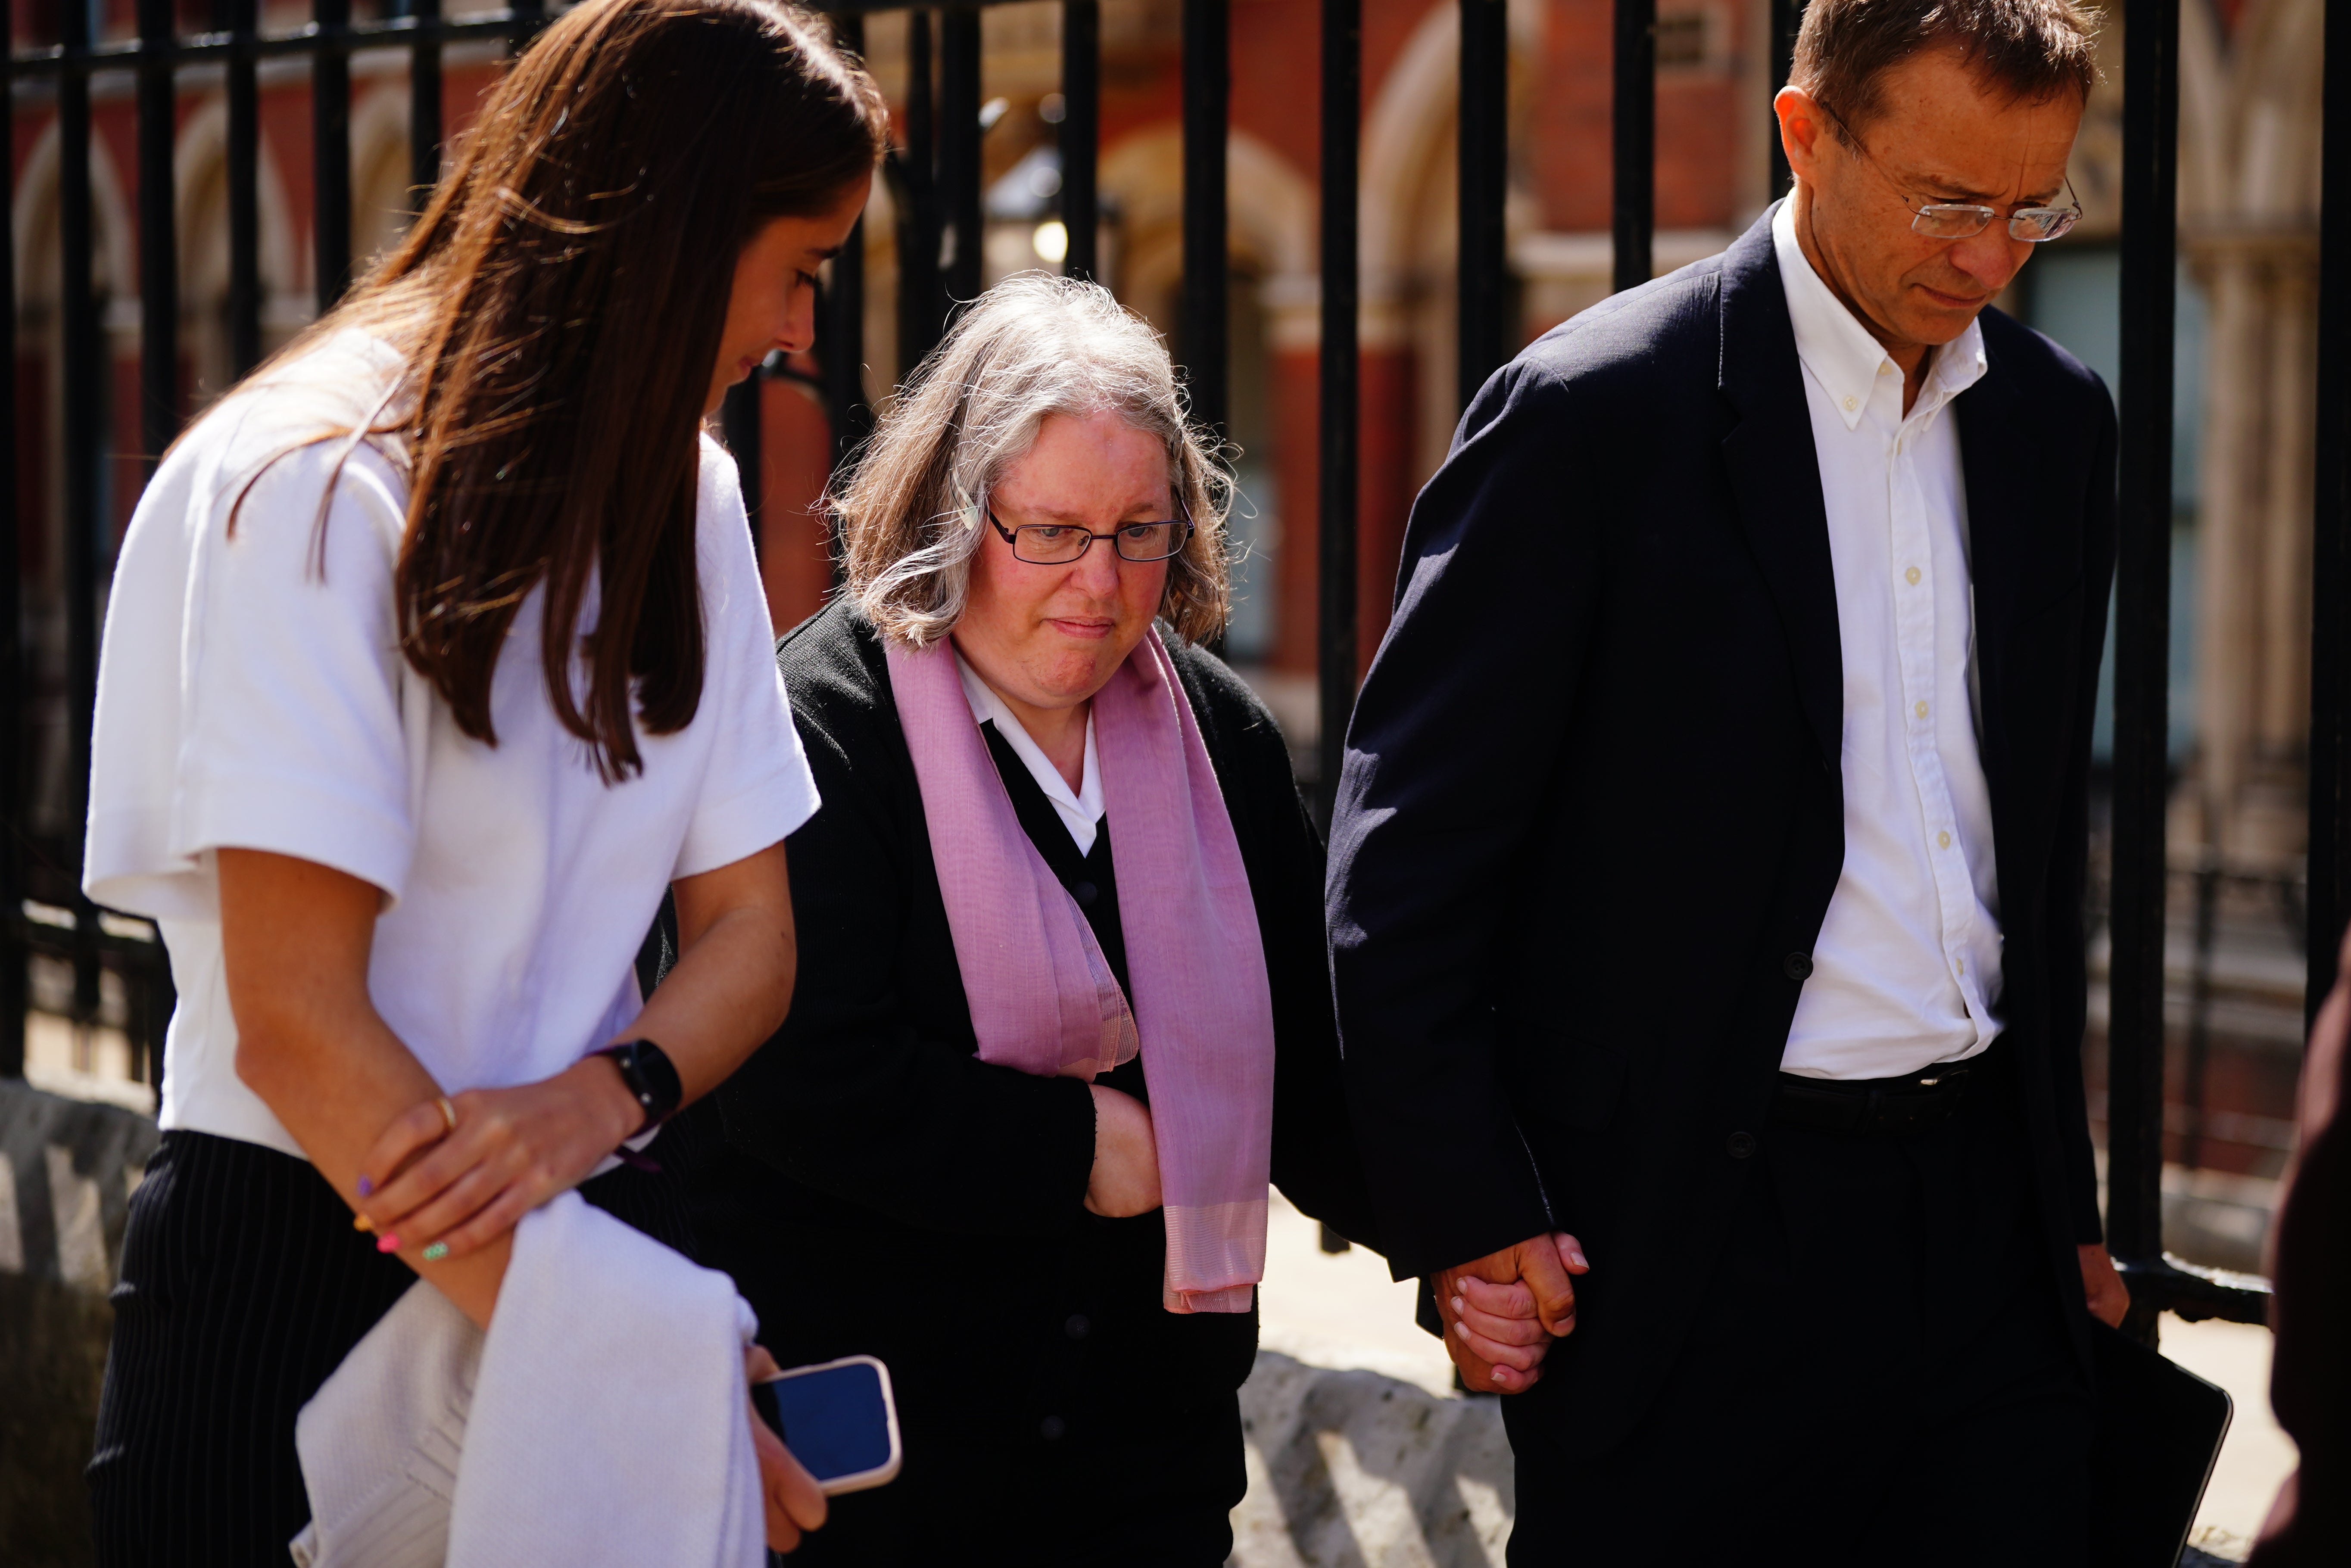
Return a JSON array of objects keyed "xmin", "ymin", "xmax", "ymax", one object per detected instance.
[
  {"xmin": 986, "ymin": 504, "xmax": 1196, "ymax": 565},
  {"xmin": 1818, "ymin": 101, "xmax": 2083, "ymax": 243}
]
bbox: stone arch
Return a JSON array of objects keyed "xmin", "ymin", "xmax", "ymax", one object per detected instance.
[
  {"xmin": 349, "ymin": 86, "xmax": 421, "ymax": 279},
  {"xmin": 172, "ymin": 93, "xmax": 303, "ymax": 402},
  {"xmin": 1096, "ymin": 122, "xmax": 1316, "ymax": 331},
  {"xmin": 13, "ymin": 118, "xmax": 138, "ymax": 307}
]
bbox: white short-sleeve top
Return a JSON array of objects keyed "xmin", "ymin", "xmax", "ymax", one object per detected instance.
[{"xmin": 84, "ymin": 331, "xmax": 821, "ymax": 1158}]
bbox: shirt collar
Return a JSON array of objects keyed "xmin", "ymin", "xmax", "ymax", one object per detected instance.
[
  {"xmin": 953, "ymin": 647, "xmax": 1104, "ymax": 852},
  {"xmin": 1770, "ymin": 197, "xmax": 1987, "ymax": 432}
]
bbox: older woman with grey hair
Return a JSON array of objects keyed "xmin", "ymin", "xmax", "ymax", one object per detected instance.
[{"xmin": 676, "ymin": 274, "xmax": 1378, "ymax": 1566}]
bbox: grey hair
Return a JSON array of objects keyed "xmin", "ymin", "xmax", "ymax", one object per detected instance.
[{"xmin": 836, "ymin": 272, "xmax": 1232, "ymax": 647}]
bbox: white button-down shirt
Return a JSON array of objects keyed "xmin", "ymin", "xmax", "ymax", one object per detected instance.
[
  {"xmin": 1772, "ymin": 198, "xmax": 2005, "ymax": 1081},
  {"xmin": 955, "ymin": 648, "xmax": 1104, "ymax": 855}
]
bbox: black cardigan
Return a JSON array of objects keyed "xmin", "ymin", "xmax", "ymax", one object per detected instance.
[{"xmin": 675, "ymin": 602, "xmax": 1376, "ymax": 1551}]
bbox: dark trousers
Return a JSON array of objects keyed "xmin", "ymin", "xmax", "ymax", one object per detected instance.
[
  {"xmin": 87, "ymin": 1129, "xmax": 695, "ymax": 1567},
  {"xmin": 1504, "ymin": 1053, "xmax": 2094, "ymax": 1567}
]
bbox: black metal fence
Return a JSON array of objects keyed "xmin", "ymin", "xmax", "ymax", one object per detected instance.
[{"xmin": 4, "ymin": 0, "xmax": 2340, "ymax": 1338}]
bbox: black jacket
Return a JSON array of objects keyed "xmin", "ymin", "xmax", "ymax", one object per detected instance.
[
  {"xmin": 678, "ymin": 601, "xmax": 1375, "ymax": 1550},
  {"xmin": 1326, "ymin": 206, "xmax": 2117, "ymax": 1455}
]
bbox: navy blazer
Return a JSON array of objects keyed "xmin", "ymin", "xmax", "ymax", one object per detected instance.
[{"xmin": 1327, "ymin": 205, "xmax": 2118, "ymax": 1453}]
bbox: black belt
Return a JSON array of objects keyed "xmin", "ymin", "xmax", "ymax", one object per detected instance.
[{"xmin": 1771, "ymin": 1045, "xmax": 2003, "ymax": 1136}]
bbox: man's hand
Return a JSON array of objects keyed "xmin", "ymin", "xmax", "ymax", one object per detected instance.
[
  {"xmin": 1434, "ymin": 1232, "xmax": 1588, "ymax": 1393},
  {"xmin": 2078, "ymin": 1242, "xmax": 2129, "ymax": 1328}
]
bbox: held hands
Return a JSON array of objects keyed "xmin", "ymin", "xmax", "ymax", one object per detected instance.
[
  {"xmin": 745, "ymin": 1345, "xmax": 828, "ymax": 1553},
  {"xmin": 1085, "ymin": 1083, "xmax": 1162, "ymax": 1217},
  {"xmin": 351, "ymin": 1057, "xmax": 642, "ymax": 1261},
  {"xmin": 1434, "ymin": 1232, "xmax": 1589, "ymax": 1394}
]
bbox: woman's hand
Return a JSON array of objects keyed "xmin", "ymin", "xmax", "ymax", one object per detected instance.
[
  {"xmin": 745, "ymin": 1345, "xmax": 828, "ymax": 1552},
  {"xmin": 1085, "ymin": 1083, "xmax": 1162, "ymax": 1217},
  {"xmin": 352, "ymin": 1057, "xmax": 642, "ymax": 1260}
]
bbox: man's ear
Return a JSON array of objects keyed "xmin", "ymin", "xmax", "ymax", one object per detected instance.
[{"xmin": 1776, "ymin": 86, "xmax": 1830, "ymax": 187}]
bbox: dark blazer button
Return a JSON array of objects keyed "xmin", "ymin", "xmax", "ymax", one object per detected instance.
[
  {"xmin": 1727, "ymin": 1131, "xmax": 1758, "ymax": 1160},
  {"xmin": 1783, "ymin": 951, "xmax": 1814, "ymax": 980},
  {"xmin": 1040, "ymin": 1415, "xmax": 1066, "ymax": 1441},
  {"xmin": 1073, "ymin": 880, "xmax": 1098, "ymax": 908},
  {"xmin": 1065, "ymin": 1313, "xmax": 1091, "ymax": 1340}
]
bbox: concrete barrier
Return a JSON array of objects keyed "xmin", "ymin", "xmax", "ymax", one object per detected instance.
[{"xmin": 1, "ymin": 1078, "xmax": 158, "ymax": 1568}]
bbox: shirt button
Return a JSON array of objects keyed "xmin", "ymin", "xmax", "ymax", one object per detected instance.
[
  {"xmin": 1915, "ymin": 700, "xmax": 1930, "ymax": 719},
  {"xmin": 1065, "ymin": 1313, "xmax": 1091, "ymax": 1340},
  {"xmin": 1072, "ymin": 880, "xmax": 1098, "ymax": 908},
  {"xmin": 1842, "ymin": 395, "xmax": 1858, "ymax": 411},
  {"xmin": 1783, "ymin": 952, "xmax": 1814, "ymax": 981},
  {"xmin": 1938, "ymin": 830, "xmax": 1952, "ymax": 849},
  {"xmin": 1905, "ymin": 566, "xmax": 1921, "ymax": 585},
  {"xmin": 1727, "ymin": 1131, "xmax": 1758, "ymax": 1160},
  {"xmin": 1956, "ymin": 959, "xmax": 1967, "ymax": 977}
]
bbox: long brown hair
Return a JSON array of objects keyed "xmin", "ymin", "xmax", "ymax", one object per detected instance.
[{"xmin": 269, "ymin": 0, "xmax": 885, "ymax": 778}]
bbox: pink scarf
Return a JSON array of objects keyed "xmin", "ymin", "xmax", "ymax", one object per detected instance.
[{"xmin": 886, "ymin": 629, "xmax": 1274, "ymax": 1313}]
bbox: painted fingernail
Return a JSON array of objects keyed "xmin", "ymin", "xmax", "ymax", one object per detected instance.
[
  {"xmin": 352, "ymin": 1213, "xmax": 374, "ymax": 1232},
  {"xmin": 377, "ymin": 1234, "xmax": 401, "ymax": 1253},
  {"xmin": 356, "ymin": 1176, "xmax": 373, "ymax": 1198},
  {"xmin": 421, "ymin": 1241, "xmax": 449, "ymax": 1262}
]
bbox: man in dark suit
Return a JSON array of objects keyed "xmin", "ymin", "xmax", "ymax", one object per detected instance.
[{"xmin": 1327, "ymin": 0, "xmax": 2129, "ymax": 1559}]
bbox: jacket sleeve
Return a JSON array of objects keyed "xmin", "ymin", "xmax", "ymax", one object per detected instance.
[
  {"xmin": 710, "ymin": 691, "xmax": 1099, "ymax": 1239},
  {"xmin": 1326, "ymin": 360, "xmax": 1596, "ymax": 1281},
  {"xmin": 2049, "ymin": 383, "xmax": 2119, "ymax": 1245}
]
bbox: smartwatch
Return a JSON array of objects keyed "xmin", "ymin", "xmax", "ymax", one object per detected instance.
[{"xmin": 597, "ymin": 1039, "xmax": 683, "ymax": 1136}]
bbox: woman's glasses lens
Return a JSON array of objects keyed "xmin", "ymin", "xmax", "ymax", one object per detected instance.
[{"xmin": 1010, "ymin": 521, "xmax": 1189, "ymax": 564}]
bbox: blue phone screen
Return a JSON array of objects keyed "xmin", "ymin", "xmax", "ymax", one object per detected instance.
[{"xmin": 755, "ymin": 1362, "xmax": 893, "ymax": 1484}]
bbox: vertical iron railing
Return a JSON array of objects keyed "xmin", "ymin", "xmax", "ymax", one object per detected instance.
[
  {"xmin": 1059, "ymin": 0, "xmax": 1099, "ymax": 283},
  {"xmin": 314, "ymin": 0, "xmax": 354, "ymax": 311},
  {"xmin": 59, "ymin": 0, "xmax": 105, "ymax": 1050},
  {"xmin": 1610, "ymin": 0, "xmax": 1653, "ymax": 292},
  {"xmin": 1316, "ymin": 0, "xmax": 1359, "ymax": 827},
  {"xmin": 893, "ymin": 10, "xmax": 943, "ymax": 376},
  {"xmin": 1181, "ymin": 0, "xmax": 1229, "ymax": 444},
  {"xmin": 1768, "ymin": 0, "xmax": 1802, "ymax": 197},
  {"xmin": 1456, "ymin": 0, "xmax": 1507, "ymax": 410},
  {"xmin": 412, "ymin": 0, "xmax": 444, "ymax": 214},
  {"xmin": 226, "ymin": 0, "xmax": 263, "ymax": 376},
  {"xmin": 939, "ymin": 6, "xmax": 982, "ymax": 308}
]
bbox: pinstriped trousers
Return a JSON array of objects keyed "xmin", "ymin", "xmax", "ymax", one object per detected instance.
[{"xmin": 87, "ymin": 1129, "xmax": 695, "ymax": 1565}]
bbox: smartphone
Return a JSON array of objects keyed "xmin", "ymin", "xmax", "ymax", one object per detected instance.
[{"xmin": 749, "ymin": 1354, "xmax": 903, "ymax": 1496}]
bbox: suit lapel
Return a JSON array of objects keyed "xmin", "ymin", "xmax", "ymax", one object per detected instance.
[
  {"xmin": 1716, "ymin": 211, "xmax": 1843, "ymax": 778},
  {"xmin": 1955, "ymin": 344, "xmax": 2026, "ymax": 794}
]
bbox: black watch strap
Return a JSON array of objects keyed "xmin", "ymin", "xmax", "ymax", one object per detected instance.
[{"xmin": 598, "ymin": 1039, "xmax": 683, "ymax": 1136}]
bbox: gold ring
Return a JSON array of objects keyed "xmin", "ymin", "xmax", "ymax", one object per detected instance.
[{"xmin": 436, "ymin": 1095, "xmax": 458, "ymax": 1135}]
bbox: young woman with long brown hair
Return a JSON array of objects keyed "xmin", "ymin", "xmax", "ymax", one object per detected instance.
[{"xmin": 78, "ymin": 1, "xmax": 886, "ymax": 1557}]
